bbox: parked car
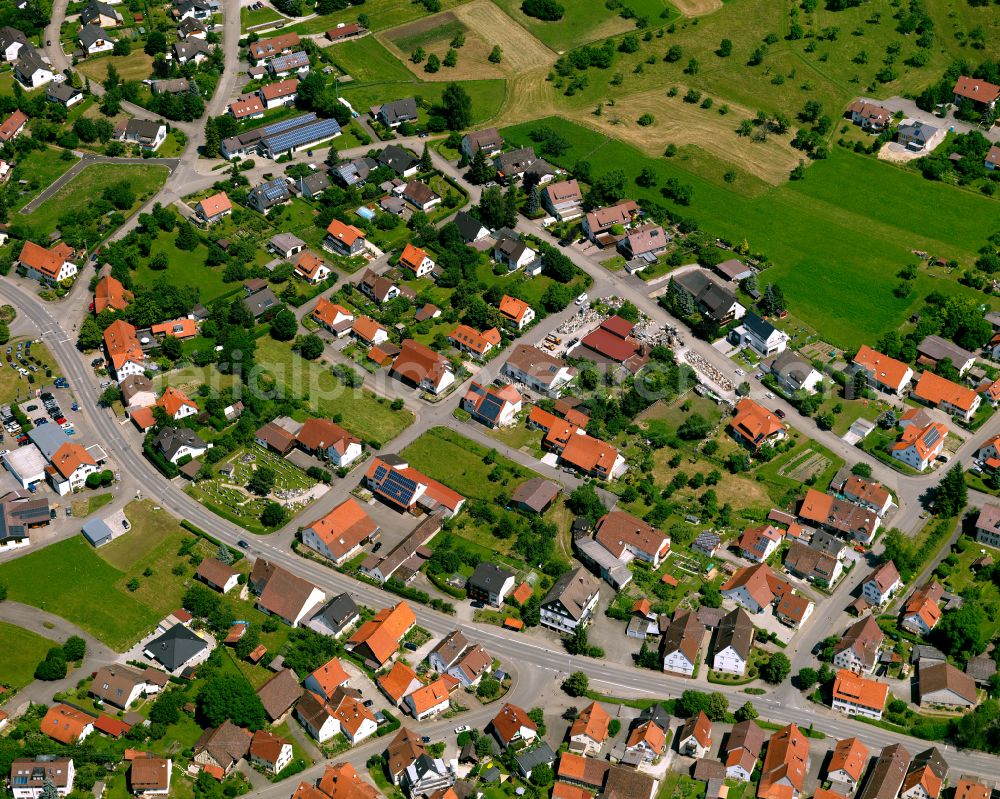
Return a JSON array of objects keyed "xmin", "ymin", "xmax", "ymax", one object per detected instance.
[{"xmin": 454, "ymin": 725, "xmax": 471, "ymax": 734}]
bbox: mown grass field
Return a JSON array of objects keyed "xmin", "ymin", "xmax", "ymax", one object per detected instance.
[
  {"xmin": 0, "ymin": 537, "xmax": 162, "ymax": 650},
  {"xmin": 502, "ymin": 117, "xmax": 999, "ymax": 349},
  {"xmin": 8, "ymin": 148, "xmax": 78, "ymax": 211},
  {"xmin": 287, "ymin": 0, "xmax": 467, "ymax": 35},
  {"xmin": 491, "ymin": 0, "xmax": 670, "ymax": 52},
  {"xmin": 330, "ymin": 34, "xmax": 505, "ymax": 125},
  {"xmin": 255, "ymin": 336, "xmax": 413, "ymax": 447},
  {"xmin": 399, "ymin": 426, "xmax": 534, "ymax": 502},
  {"xmin": 77, "ymin": 52, "xmax": 156, "ymax": 83},
  {"xmin": 23, "ymin": 164, "xmax": 169, "ymax": 235},
  {"xmin": 0, "ymin": 622, "xmax": 54, "ymax": 690}
]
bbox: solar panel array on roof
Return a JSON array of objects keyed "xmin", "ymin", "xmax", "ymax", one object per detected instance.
[
  {"xmin": 263, "ymin": 116, "xmax": 340, "ymax": 155},
  {"xmin": 373, "ymin": 465, "xmax": 418, "ymax": 506},
  {"xmin": 263, "ymin": 112, "xmax": 317, "ymax": 136},
  {"xmin": 259, "ymin": 179, "xmax": 288, "ymax": 201},
  {"xmin": 478, "ymin": 394, "xmax": 504, "ymax": 423},
  {"xmin": 923, "ymin": 426, "xmax": 941, "ymax": 446}
]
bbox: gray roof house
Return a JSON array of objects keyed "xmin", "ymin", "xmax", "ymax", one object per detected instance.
[
  {"xmin": 144, "ymin": 624, "xmax": 209, "ymax": 671},
  {"xmin": 897, "ymin": 121, "xmax": 938, "ymax": 151},
  {"xmin": 673, "ymin": 270, "xmax": 745, "ymax": 324},
  {"xmin": 309, "ymin": 592, "xmax": 360, "ymax": 638},
  {"xmin": 467, "ymin": 563, "xmax": 515, "ymax": 606},
  {"xmin": 375, "ymin": 97, "xmax": 418, "ymax": 128}
]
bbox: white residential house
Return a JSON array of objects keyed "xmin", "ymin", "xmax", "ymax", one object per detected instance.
[
  {"xmin": 862, "ymin": 562, "xmax": 902, "ymax": 606},
  {"xmin": 736, "ymin": 313, "xmax": 789, "ymax": 357}
]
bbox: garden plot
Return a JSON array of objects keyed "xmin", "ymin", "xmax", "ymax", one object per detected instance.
[
  {"xmin": 187, "ymin": 446, "xmax": 325, "ymax": 532},
  {"xmin": 779, "ymin": 449, "xmax": 830, "ymax": 483}
]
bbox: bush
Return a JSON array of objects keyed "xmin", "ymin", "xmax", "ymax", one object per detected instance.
[{"xmin": 522, "ymin": 0, "xmax": 564, "ymax": 20}]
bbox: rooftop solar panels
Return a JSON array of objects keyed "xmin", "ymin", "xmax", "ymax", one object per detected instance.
[
  {"xmin": 262, "ymin": 112, "xmax": 317, "ymax": 137},
  {"xmin": 923, "ymin": 426, "xmax": 941, "ymax": 446},
  {"xmin": 257, "ymin": 179, "xmax": 288, "ymax": 201},
  {"xmin": 372, "ymin": 464, "xmax": 418, "ymax": 506},
  {"xmin": 263, "ymin": 116, "xmax": 341, "ymax": 156}
]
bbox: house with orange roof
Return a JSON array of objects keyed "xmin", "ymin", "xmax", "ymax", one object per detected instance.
[
  {"xmin": 498, "ymin": 295, "xmax": 535, "ymax": 330},
  {"xmin": 157, "ymin": 386, "xmax": 199, "ymax": 421},
  {"xmin": 853, "ymin": 345, "xmax": 913, "ymax": 395},
  {"xmin": 196, "ymin": 191, "xmax": 232, "ymax": 224},
  {"xmin": 18, "ymin": 240, "xmax": 78, "ymax": 284},
  {"xmin": 832, "ymin": 669, "xmax": 888, "ymax": 720},
  {"xmin": 249, "ymin": 730, "xmax": 292, "ymax": 775},
  {"xmin": 775, "ymin": 591, "xmax": 815, "ymax": 628},
  {"xmin": 758, "ymin": 723, "xmax": 808, "ymax": 799},
  {"xmin": 0, "ymin": 109, "xmax": 28, "ymax": 142},
  {"xmin": 304, "ymin": 657, "xmax": 350, "ymax": 700},
  {"xmin": 93, "ymin": 274, "xmax": 132, "ymax": 314},
  {"xmin": 312, "ymin": 297, "xmax": 354, "ymax": 336},
  {"xmin": 259, "ymin": 78, "xmax": 299, "ymax": 109},
  {"xmin": 560, "ymin": 432, "xmax": 626, "ymax": 480},
  {"xmin": 397, "ymin": 243, "xmax": 434, "ymax": 278},
  {"xmin": 826, "ymin": 737, "xmax": 869, "ymax": 790},
  {"xmin": 295, "ymin": 251, "xmax": 332, "ymax": 285},
  {"xmin": 404, "ymin": 676, "xmax": 452, "ymax": 720},
  {"xmin": 900, "ymin": 580, "xmax": 943, "ymax": 636},
  {"xmin": 351, "ymin": 316, "xmax": 389, "ymax": 347},
  {"xmin": 624, "ymin": 720, "xmax": 666, "ymax": 762},
  {"xmin": 678, "ymin": 711, "xmax": 712, "ymax": 758},
  {"xmin": 568, "ymin": 701, "xmax": 611, "ymax": 755},
  {"xmin": 229, "ymin": 94, "xmax": 264, "ymax": 120},
  {"xmin": 377, "ymin": 661, "xmax": 421, "ymax": 707},
  {"xmin": 391, "ymin": 339, "xmax": 455, "ymax": 395},
  {"xmin": 730, "ymin": 398, "xmax": 785, "ymax": 451},
  {"xmin": 462, "ymin": 381, "xmax": 522, "ymax": 428},
  {"xmin": 891, "ymin": 422, "xmax": 947, "ymax": 472},
  {"xmin": 296, "ymin": 417, "xmax": 362, "ymax": 467},
  {"xmin": 151, "ymin": 318, "xmax": 198, "ymax": 340},
  {"xmin": 900, "ymin": 749, "xmax": 948, "ymax": 799},
  {"xmin": 594, "ymin": 510, "xmax": 670, "ymax": 567},
  {"xmin": 953, "ymin": 75, "xmax": 1000, "ymax": 110},
  {"xmin": 324, "ymin": 218, "xmax": 367, "ymax": 256},
  {"xmin": 911, "ymin": 371, "xmax": 980, "ymax": 422},
  {"xmin": 721, "ymin": 563, "xmax": 792, "ymax": 614},
  {"xmin": 295, "ymin": 689, "xmax": 377, "ymax": 746},
  {"xmin": 302, "ymin": 498, "xmax": 379, "ymax": 565},
  {"xmin": 952, "ymin": 779, "xmax": 988, "ymax": 799},
  {"xmin": 364, "ymin": 456, "xmax": 465, "ymax": 517},
  {"xmin": 448, "ymin": 325, "xmax": 501, "ymax": 359},
  {"xmin": 489, "ymin": 703, "xmax": 537, "ymax": 750},
  {"xmin": 798, "ymin": 487, "xmax": 881, "ymax": 544},
  {"xmin": 347, "ymin": 601, "xmax": 416, "ymax": 668},
  {"xmin": 738, "ymin": 523, "xmax": 784, "ymax": 563},
  {"xmin": 103, "ymin": 319, "xmax": 146, "ymax": 381},
  {"xmin": 41, "ymin": 704, "xmax": 95, "ymax": 744},
  {"xmin": 840, "ymin": 475, "xmax": 894, "ymax": 517},
  {"xmin": 47, "ymin": 442, "xmax": 98, "ymax": 495}
]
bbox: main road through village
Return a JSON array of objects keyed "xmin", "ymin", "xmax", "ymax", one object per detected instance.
[{"xmin": 9, "ymin": 0, "xmax": 1000, "ymax": 787}]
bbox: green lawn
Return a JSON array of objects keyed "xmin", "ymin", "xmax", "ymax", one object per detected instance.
[
  {"xmin": 255, "ymin": 336, "xmax": 413, "ymax": 447},
  {"xmin": 491, "ymin": 0, "xmax": 667, "ymax": 51},
  {"xmin": 502, "ymin": 117, "xmax": 999, "ymax": 349},
  {"xmin": 71, "ymin": 491, "xmax": 115, "ymax": 519},
  {"xmin": 399, "ymin": 426, "xmax": 534, "ymax": 502},
  {"xmin": 8, "ymin": 148, "xmax": 79, "ymax": 212},
  {"xmin": 327, "ymin": 35, "xmax": 414, "ymax": 84},
  {"xmin": 0, "ymin": 622, "xmax": 54, "ymax": 690},
  {"xmin": 240, "ymin": 4, "xmax": 283, "ymax": 29},
  {"xmin": 285, "ymin": 0, "xmax": 466, "ymax": 34},
  {"xmin": 22, "ymin": 164, "xmax": 169, "ymax": 236},
  {"xmin": 135, "ymin": 231, "xmax": 234, "ymax": 304},
  {"xmin": 340, "ymin": 78, "xmax": 507, "ymax": 128},
  {"xmin": 0, "ymin": 537, "xmax": 162, "ymax": 651}
]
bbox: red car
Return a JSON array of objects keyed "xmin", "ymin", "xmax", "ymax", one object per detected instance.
[{"xmin": 775, "ymin": 409, "xmax": 786, "ymax": 419}]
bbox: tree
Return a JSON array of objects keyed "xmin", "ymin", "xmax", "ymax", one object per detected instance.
[
  {"xmin": 934, "ymin": 466, "xmax": 967, "ymax": 517},
  {"xmin": 476, "ymin": 677, "xmax": 501, "ymax": 699},
  {"xmin": 443, "ymin": 48, "xmax": 458, "ymax": 68},
  {"xmin": 248, "ymin": 467, "xmax": 276, "ymax": 496},
  {"xmin": 440, "ymin": 82, "xmax": 473, "ymax": 130},
  {"xmin": 717, "ymin": 38, "xmax": 733, "ymax": 57},
  {"xmin": 521, "ymin": 0, "xmax": 564, "ymax": 20},
  {"xmin": 99, "ymin": 384, "xmax": 122, "ymax": 407},
  {"xmin": 760, "ymin": 652, "xmax": 791, "ymax": 684},
  {"xmin": 175, "ymin": 222, "xmax": 199, "ymax": 251},
  {"xmin": 521, "ymin": 594, "xmax": 541, "ymax": 626},
  {"xmin": 112, "ymin": 38, "xmax": 131, "ymax": 56},
  {"xmin": 796, "ymin": 667, "xmax": 819, "ymax": 689},
  {"xmin": 567, "ymin": 483, "xmax": 605, "ymax": 520},
  {"xmin": 530, "ymin": 763, "xmax": 553, "ymax": 787},
  {"xmin": 488, "ymin": 45, "xmax": 502, "ymax": 63},
  {"xmin": 270, "ymin": 308, "xmax": 298, "ymax": 341},
  {"xmin": 851, "ymin": 462, "xmax": 873, "ymax": 478},
  {"xmin": 63, "ymin": 636, "xmax": 86, "ymax": 662},
  {"xmin": 34, "ymin": 647, "xmax": 68, "ymax": 681},
  {"xmin": 424, "ymin": 54, "xmax": 440, "ymax": 73},
  {"xmin": 678, "ymin": 413, "xmax": 711, "ymax": 440},
  {"xmin": 760, "ymin": 283, "xmax": 785, "ymax": 315},
  {"xmin": 160, "ymin": 335, "xmax": 182, "ymax": 361},
  {"xmin": 297, "ymin": 334, "xmax": 324, "ymax": 360},
  {"xmin": 197, "ymin": 672, "xmax": 266, "ymax": 730},
  {"xmin": 933, "ymin": 604, "xmax": 988, "ymax": 658},
  {"xmin": 420, "ymin": 143, "xmax": 433, "ymax": 171},
  {"xmin": 145, "ymin": 30, "xmax": 167, "ymax": 55},
  {"xmin": 468, "ymin": 149, "xmax": 495, "ymax": 184},
  {"xmin": 261, "ymin": 502, "xmax": 286, "ymax": 527},
  {"xmin": 734, "ymin": 701, "xmax": 758, "ymax": 722}
]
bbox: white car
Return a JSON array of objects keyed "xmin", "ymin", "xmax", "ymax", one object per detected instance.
[
  {"xmin": 0, "ymin": 450, "xmax": 8, "ymax": 457},
  {"xmin": 734, "ymin": 368, "xmax": 744, "ymax": 376},
  {"xmin": 575, "ymin": 292, "xmax": 589, "ymax": 306},
  {"xmin": 765, "ymin": 392, "xmax": 774, "ymax": 399},
  {"xmin": 454, "ymin": 725, "xmax": 471, "ymax": 734}
]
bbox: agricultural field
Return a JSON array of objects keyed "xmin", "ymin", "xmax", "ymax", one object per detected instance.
[
  {"xmin": 186, "ymin": 445, "xmax": 322, "ymax": 535},
  {"xmin": 502, "ymin": 117, "xmax": 999, "ymax": 349},
  {"xmin": 256, "ymin": 336, "xmax": 414, "ymax": 447},
  {"xmin": 0, "ymin": 622, "xmax": 55, "ymax": 691},
  {"xmin": 287, "ymin": 0, "xmax": 468, "ymax": 35}
]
